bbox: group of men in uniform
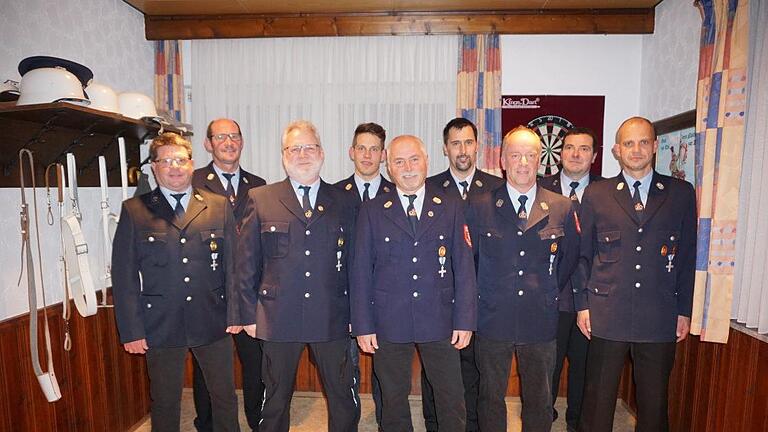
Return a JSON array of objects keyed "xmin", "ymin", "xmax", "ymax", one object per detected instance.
[{"xmin": 112, "ymin": 114, "xmax": 696, "ymax": 432}]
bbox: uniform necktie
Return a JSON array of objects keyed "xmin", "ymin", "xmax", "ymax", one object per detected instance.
[
  {"xmin": 171, "ymin": 193, "xmax": 186, "ymax": 219},
  {"xmin": 362, "ymin": 182, "xmax": 371, "ymax": 202},
  {"xmin": 222, "ymin": 172, "xmax": 236, "ymax": 206},
  {"xmin": 517, "ymin": 195, "xmax": 528, "ymax": 229},
  {"xmin": 632, "ymin": 180, "xmax": 644, "ymax": 217},
  {"xmin": 405, "ymin": 194, "xmax": 418, "ymax": 234},
  {"xmin": 569, "ymin": 181, "xmax": 579, "ymax": 201},
  {"xmin": 299, "ymin": 185, "xmax": 312, "ymax": 214},
  {"xmin": 459, "ymin": 180, "xmax": 469, "ymax": 200}
]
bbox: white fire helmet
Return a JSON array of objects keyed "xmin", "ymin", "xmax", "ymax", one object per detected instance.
[
  {"xmin": 17, "ymin": 67, "xmax": 90, "ymax": 106},
  {"xmin": 85, "ymin": 82, "xmax": 119, "ymax": 113},
  {"xmin": 118, "ymin": 92, "xmax": 158, "ymax": 119}
]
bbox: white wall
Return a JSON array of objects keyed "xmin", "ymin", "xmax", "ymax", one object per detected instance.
[
  {"xmin": 640, "ymin": 0, "xmax": 701, "ymax": 121},
  {"xmin": 0, "ymin": 0, "xmax": 153, "ymax": 321},
  {"xmin": 0, "ymin": 0, "xmax": 154, "ymax": 96},
  {"xmin": 501, "ymin": 34, "xmax": 644, "ymax": 177}
]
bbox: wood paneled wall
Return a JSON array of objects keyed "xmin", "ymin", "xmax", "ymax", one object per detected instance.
[
  {"xmin": 0, "ymin": 303, "xmax": 150, "ymax": 432},
  {"xmin": 185, "ymin": 343, "xmax": 564, "ymax": 397},
  {"xmin": 619, "ymin": 327, "xmax": 768, "ymax": 431}
]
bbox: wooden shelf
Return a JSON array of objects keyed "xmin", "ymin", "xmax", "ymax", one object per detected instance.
[{"xmin": 0, "ymin": 102, "xmax": 190, "ymax": 188}]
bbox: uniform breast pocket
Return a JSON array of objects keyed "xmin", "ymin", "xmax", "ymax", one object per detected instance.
[
  {"xmin": 597, "ymin": 230, "xmax": 621, "ymax": 263},
  {"xmin": 260, "ymin": 222, "xmax": 290, "ymax": 258},
  {"xmin": 480, "ymin": 228, "xmax": 504, "ymax": 258},
  {"xmin": 538, "ymin": 225, "xmax": 565, "ymax": 258},
  {"xmin": 200, "ymin": 229, "xmax": 225, "ymax": 254},
  {"xmin": 139, "ymin": 232, "xmax": 168, "ymax": 266}
]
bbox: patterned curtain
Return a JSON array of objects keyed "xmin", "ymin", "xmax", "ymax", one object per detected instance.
[
  {"xmin": 154, "ymin": 40, "xmax": 185, "ymax": 121},
  {"xmin": 457, "ymin": 34, "xmax": 502, "ymax": 176},
  {"xmin": 690, "ymin": 0, "xmax": 750, "ymax": 343}
]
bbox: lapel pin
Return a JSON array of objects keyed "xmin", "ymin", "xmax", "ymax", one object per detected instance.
[
  {"xmin": 338, "ymin": 237, "xmax": 345, "ymax": 247},
  {"xmin": 656, "ymin": 182, "xmax": 664, "ymax": 190},
  {"xmin": 318, "ymin": 205, "xmax": 324, "ymax": 212},
  {"xmin": 617, "ymin": 182, "xmax": 625, "ymax": 191},
  {"xmin": 496, "ymin": 199, "xmax": 504, "ymax": 208},
  {"xmin": 475, "ymin": 180, "xmax": 483, "ymax": 188},
  {"xmin": 195, "ymin": 194, "xmax": 203, "ymax": 201},
  {"xmin": 243, "ymin": 177, "xmax": 249, "ymax": 184},
  {"xmin": 384, "ymin": 200, "xmax": 393, "ymax": 209},
  {"xmin": 151, "ymin": 194, "xmax": 160, "ymax": 203},
  {"xmin": 540, "ymin": 202, "xmax": 549, "ymax": 211},
  {"xmin": 383, "ymin": 186, "xmax": 391, "ymax": 193},
  {"xmin": 442, "ymin": 180, "xmax": 450, "ymax": 187},
  {"xmin": 432, "ymin": 196, "xmax": 442, "ymax": 204},
  {"xmin": 427, "ymin": 210, "xmax": 434, "ymax": 218},
  {"xmin": 554, "ymin": 179, "xmax": 559, "ymax": 186},
  {"xmin": 345, "ymin": 183, "xmax": 353, "ymax": 191},
  {"xmin": 634, "ymin": 202, "xmax": 644, "ymax": 211},
  {"xmin": 304, "ymin": 209, "xmax": 313, "ymax": 218},
  {"xmin": 207, "ymin": 173, "xmax": 215, "ymax": 181}
]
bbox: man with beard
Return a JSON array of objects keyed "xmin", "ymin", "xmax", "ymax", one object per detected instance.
[
  {"xmin": 423, "ymin": 117, "xmax": 503, "ymax": 432},
  {"xmin": 192, "ymin": 118, "xmax": 266, "ymax": 432},
  {"xmin": 235, "ymin": 120, "xmax": 358, "ymax": 432},
  {"xmin": 576, "ymin": 117, "xmax": 696, "ymax": 432},
  {"xmin": 467, "ymin": 126, "xmax": 581, "ymax": 432},
  {"xmin": 335, "ymin": 122, "xmax": 394, "ymax": 430},
  {"xmin": 351, "ymin": 135, "xmax": 477, "ymax": 432},
  {"xmin": 538, "ymin": 127, "xmax": 602, "ymax": 432}
]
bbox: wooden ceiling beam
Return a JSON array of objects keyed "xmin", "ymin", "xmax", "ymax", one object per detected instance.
[{"xmin": 144, "ymin": 9, "xmax": 655, "ymax": 40}]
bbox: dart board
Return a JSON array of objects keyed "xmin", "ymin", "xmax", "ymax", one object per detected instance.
[{"xmin": 526, "ymin": 115, "xmax": 574, "ymax": 176}]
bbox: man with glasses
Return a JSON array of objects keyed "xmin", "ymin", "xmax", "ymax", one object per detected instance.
[
  {"xmin": 335, "ymin": 122, "xmax": 394, "ymax": 431},
  {"xmin": 423, "ymin": 117, "xmax": 503, "ymax": 432},
  {"xmin": 113, "ymin": 132, "xmax": 241, "ymax": 432},
  {"xmin": 235, "ymin": 120, "xmax": 358, "ymax": 432},
  {"xmin": 351, "ymin": 134, "xmax": 477, "ymax": 432},
  {"xmin": 192, "ymin": 118, "xmax": 266, "ymax": 432},
  {"xmin": 466, "ymin": 126, "xmax": 581, "ymax": 432}
]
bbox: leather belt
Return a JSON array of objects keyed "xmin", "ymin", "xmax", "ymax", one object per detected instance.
[
  {"xmin": 19, "ymin": 149, "xmax": 62, "ymax": 402},
  {"xmin": 62, "ymin": 152, "xmax": 98, "ymax": 317}
]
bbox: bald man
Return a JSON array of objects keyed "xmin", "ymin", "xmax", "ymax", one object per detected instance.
[
  {"xmin": 351, "ymin": 135, "xmax": 477, "ymax": 432},
  {"xmin": 575, "ymin": 117, "xmax": 696, "ymax": 432}
]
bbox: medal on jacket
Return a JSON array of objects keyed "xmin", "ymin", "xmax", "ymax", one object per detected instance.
[
  {"xmin": 336, "ymin": 237, "xmax": 344, "ymax": 272},
  {"xmin": 438, "ymin": 245, "xmax": 447, "ymax": 278},
  {"xmin": 666, "ymin": 244, "xmax": 677, "ymax": 273},
  {"xmin": 549, "ymin": 242, "xmax": 558, "ymax": 276},
  {"xmin": 210, "ymin": 239, "xmax": 219, "ymax": 271}
]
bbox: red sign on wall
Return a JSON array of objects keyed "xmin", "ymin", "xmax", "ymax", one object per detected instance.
[{"xmin": 501, "ymin": 95, "xmax": 605, "ymax": 177}]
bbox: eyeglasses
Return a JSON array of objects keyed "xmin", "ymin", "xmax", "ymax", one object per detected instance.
[
  {"xmin": 283, "ymin": 144, "xmax": 320, "ymax": 156},
  {"xmin": 209, "ymin": 133, "xmax": 243, "ymax": 143},
  {"xmin": 154, "ymin": 157, "xmax": 191, "ymax": 167}
]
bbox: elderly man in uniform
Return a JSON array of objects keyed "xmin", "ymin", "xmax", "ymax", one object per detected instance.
[
  {"xmin": 113, "ymin": 132, "xmax": 241, "ymax": 432},
  {"xmin": 351, "ymin": 134, "xmax": 477, "ymax": 432},
  {"xmin": 235, "ymin": 120, "xmax": 358, "ymax": 432},
  {"xmin": 538, "ymin": 126, "xmax": 602, "ymax": 432},
  {"xmin": 576, "ymin": 117, "xmax": 696, "ymax": 432},
  {"xmin": 421, "ymin": 117, "xmax": 503, "ymax": 432},
  {"xmin": 191, "ymin": 118, "xmax": 267, "ymax": 432},
  {"xmin": 335, "ymin": 122, "xmax": 394, "ymax": 430},
  {"xmin": 467, "ymin": 126, "xmax": 581, "ymax": 432}
]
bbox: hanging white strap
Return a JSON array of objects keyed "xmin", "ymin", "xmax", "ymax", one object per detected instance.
[
  {"xmin": 64, "ymin": 153, "xmax": 98, "ymax": 317},
  {"xmin": 119, "ymin": 137, "xmax": 129, "ymax": 202},
  {"xmin": 19, "ymin": 149, "xmax": 62, "ymax": 402},
  {"xmin": 98, "ymin": 156, "xmax": 118, "ymax": 307}
]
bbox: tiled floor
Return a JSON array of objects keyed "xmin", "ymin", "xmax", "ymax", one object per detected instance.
[{"xmin": 134, "ymin": 390, "xmax": 637, "ymax": 431}]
